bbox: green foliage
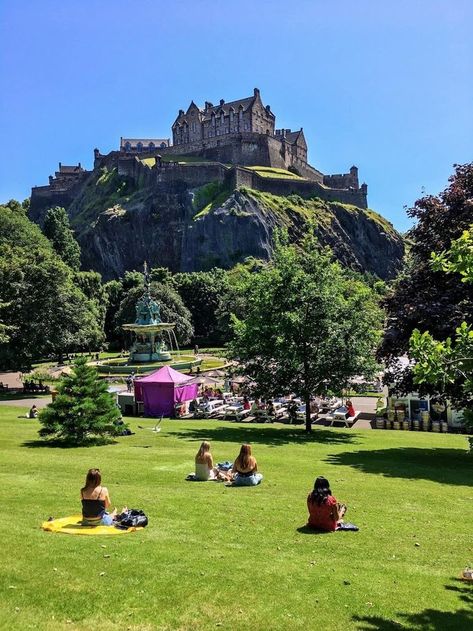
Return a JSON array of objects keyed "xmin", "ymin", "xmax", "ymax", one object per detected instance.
[
  {"xmin": 43, "ymin": 206, "xmax": 81, "ymax": 270},
  {"xmin": 431, "ymin": 226, "xmax": 473, "ymax": 283},
  {"xmin": 230, "ymin": 230, "xmax": 383, "ymax": 431},
  {"xmin": 38, "ymin": 357, "xmax": 123, "ymax": 443},
  {"xmin": 150, "ymin": 266, "xmax": 173, "ymax": 284},
  {"xmin": 74, "ymin": 270, "xmax": 107, "ymax": 338},
  {"xmin": 192, "ymin": 181, "xmax": 231, "ymax": 219},
  {"xmin": 69, "ymin": 167, "xmax": 135, "ymax": 226},
  {"xmin": 172, "ymin": 269, "xmax": 229, "ymax": 342},
  {"xmin": 0, "ymin": 204, "xmax": 104, "ymax": 368},
  {"xmin": 240, "ymin": 187, "xmax": 332, "ymax": 225},
  {"xmin": 409, "ymin": 225, "xmax": 473, "ymax": 416},
  {"xmin": 379, "ymin": 163, "xmax": 473, "ymax": 395}
]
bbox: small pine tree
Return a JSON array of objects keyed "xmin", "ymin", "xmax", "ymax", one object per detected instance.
[{"xmin": 39, "ymin": 357, "xmax": 125, "ymax": 443}]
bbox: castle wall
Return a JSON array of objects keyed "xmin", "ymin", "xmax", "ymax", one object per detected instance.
[
  {"xmin": 116, "ymin": 152, "xmax": 366, "ymax": 208},
  {"xmin": 231, "ymin": 168, "xmax": 367, "ymax": 208},
  {"xmin": 30, "ymin": 172, "xmax": 91, "ymax": 224},
  {"xmin": 323, "ymin": 171, "xmax": 359, "ymax": 190}
]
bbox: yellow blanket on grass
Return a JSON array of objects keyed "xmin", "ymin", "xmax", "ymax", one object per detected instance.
[{"xmin": 42, "ymin": 515, "xmax": 143, "ymax": 535}]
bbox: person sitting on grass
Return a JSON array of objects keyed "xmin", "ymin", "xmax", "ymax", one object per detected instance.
[
  {"xmin": 231, "ymin": 444, "xmax": 263, "ymax": 486},
  {"xmin": 81, "ymin": 468, "xmax": 126, "ymax": 526},
  {"xmin": 194, "ymin": 441, "xmax": 229, "ymax": 481},
  {"xmin": 28, "ymin": 404, "xmax": 38, "ymax": 419},
  {"xmin": 243, "ymin": 395, "xmax": 251, "ymax": 411},
  {"xmin": 307, "ymin": 476, "xmax": 346, "ymax": 532}
]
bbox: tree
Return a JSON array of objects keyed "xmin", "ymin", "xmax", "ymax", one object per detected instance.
[
  {"xmin": 0, "ymin": 204, "xmax": 104, "ymax": 368},
  {"xmin": 39, "ymin": 357, "xmax": 124, "ymax": 443},
  {"xmin": 378, "ymin": 163, "xmax": 473, "ymax": 396},
  {"xmin": 229, "ymin": 232, "xmax": 383, "ymax": 432},
  {"xmin": 43, "ymin": 206, "xmax": 81, "ymax": 270},
  {"xmin": 409, "ymin": 226, "xmax": 473, "ymax": 416},
  {"xmin": 216, "ymin": 258, "xmax": 264, "ymax": 342},
  {"xmin": 172, "ymin": 269, "xmax": 229, "ymax": 343}
]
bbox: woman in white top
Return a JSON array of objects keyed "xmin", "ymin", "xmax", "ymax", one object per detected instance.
[{"xmin": 195, "ymin": 441, "xmax": 217, "ymax": 480}]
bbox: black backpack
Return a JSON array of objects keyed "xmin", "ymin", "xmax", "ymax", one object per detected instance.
[{"xmin": 116, "ymin": 509, "xmax": 148, "ymax": 528}]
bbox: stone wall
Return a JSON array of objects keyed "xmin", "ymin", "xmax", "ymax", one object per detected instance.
[
  {"xmin": 231, "ymin": 167, "xmax": 368, "ymax": 208},
  {"xmin": 30, "ymin": 172, "xmax": 91, "ymax": 224},
  {"xmin": 117, "ymin": 158, "xmax": 367, "ymax": 208}
]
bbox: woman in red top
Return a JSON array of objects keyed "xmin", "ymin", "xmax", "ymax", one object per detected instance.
[
  {"xmin": 307, "ymin": 476, "xmax": 346, "ymax": 531},
  {"xmin": 346, "ymin": 400, "xmax": 356, "ymax": 418}
]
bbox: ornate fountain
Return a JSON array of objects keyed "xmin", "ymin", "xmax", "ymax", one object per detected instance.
[{"xmin": 122, "ymin": 263, "xmax": 176, "ymax": 363}]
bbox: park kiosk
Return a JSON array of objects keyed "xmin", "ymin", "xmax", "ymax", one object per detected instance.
[{"xmin": 134, "ymin": 366, "xmax": 198, "ymax": 417}]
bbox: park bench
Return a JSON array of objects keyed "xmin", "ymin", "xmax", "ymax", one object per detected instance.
[{"xmin": 327, "ymin": 411, "xmax": 361, "ymax": 428}]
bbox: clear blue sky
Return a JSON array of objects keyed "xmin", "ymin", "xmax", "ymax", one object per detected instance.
[{"xmin": 0, "ymin": 0, "xmax": 471, "ymax": 231}]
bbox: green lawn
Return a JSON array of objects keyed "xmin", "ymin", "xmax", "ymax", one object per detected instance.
[{"xmin": 1, "ymin": 405, "xmax": 472, "ymax": 630}]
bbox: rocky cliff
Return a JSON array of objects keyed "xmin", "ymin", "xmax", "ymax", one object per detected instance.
[{"xmin": 36, "ymin": 166, "xmax": 404, "ymax": 281}]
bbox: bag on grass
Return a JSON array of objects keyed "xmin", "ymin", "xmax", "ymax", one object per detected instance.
[
  {"xmin": 336, "ymin": 522, "xmax": 359, "ymax": 532},
  {"xmin": 116, "ymin": 509, "xmax": 148, "ymax": 528}
]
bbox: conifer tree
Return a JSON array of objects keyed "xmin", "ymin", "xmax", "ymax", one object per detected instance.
[{"xmin": 39, "ymin": 357, "xmax": 124, "ymax": 443}]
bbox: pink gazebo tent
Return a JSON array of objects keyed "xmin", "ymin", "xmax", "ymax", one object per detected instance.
[{"xmin": 134, "ymin": 366, "xmax": 198, "ymax": 417}]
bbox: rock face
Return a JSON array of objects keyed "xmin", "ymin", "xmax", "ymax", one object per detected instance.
[{"xmin": 36, "ymin": 167, "xmax": 404, "ymax": 281}]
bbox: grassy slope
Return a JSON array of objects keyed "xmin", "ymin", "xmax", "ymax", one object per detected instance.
[
  {"xmin": 245, "ymin": 166, "xmax": 303, "ymax": 180},
  {"xmin": 1, "ymin": 407, "xmax": 472, "ymax": 630}
]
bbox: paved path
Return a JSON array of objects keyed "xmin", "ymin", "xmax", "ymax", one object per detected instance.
[{"xmin": 0, "ymin": 396, "xmax": 52, "ymax": 409}]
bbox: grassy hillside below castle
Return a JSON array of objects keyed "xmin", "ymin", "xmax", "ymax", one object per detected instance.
[{"xmin": 62, "ymin": 166, "xmax": 403, "ymax": 281}]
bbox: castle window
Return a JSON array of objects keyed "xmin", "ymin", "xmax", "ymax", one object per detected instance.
[
  {"xmin": 160, "ymin": 142, "xmax": 167, "ymax": 148},
  {"xmin": 124, "ymin": 142, "xmax": 131, "ymax": 152},
  {"xmin": 148, "ymin": 142, "xmax": 155, "ymax": 150},
  {"xmin": 136, "ymin": 142, "xmax": 143, "ymax": 152}
]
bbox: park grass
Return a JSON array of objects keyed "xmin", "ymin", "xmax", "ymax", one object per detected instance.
[{"xmin": 1, "ymin": 405, "xmax": 472, "ymax": 630}]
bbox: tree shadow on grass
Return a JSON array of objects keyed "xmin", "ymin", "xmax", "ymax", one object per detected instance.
[
  {"xmin": 166, "ymin": 424, "xmax": 360, "ymax": 447},
  {"xmin": 353, "ymin": 578, "xmax": 473, "ymax": 630},
  {"xmin": 325, "ymin": 446, "xmax": 471, "ymax": 486},
  {"xmin": 23, "ymin": 437, "xmax": 117, "ymax": 449}
]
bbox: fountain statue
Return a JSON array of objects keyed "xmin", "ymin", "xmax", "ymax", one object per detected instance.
[{"xmin": 122, "ymin": 263, "xmax": 176, "ymax": 362}]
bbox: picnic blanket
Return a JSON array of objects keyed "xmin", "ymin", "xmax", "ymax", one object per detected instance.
[{"xmin": 41, "ymin": 515, "xmax": 143, "ymax": 535}]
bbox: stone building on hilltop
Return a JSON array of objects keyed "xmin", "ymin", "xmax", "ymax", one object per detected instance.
[
  {"xmin": 172, "ymin": 88, "xmax": 275, "ymax": 144},
  {"xmin": 170, "ymin": 88, "xmax": 309, "ymax": 173},
  {"xmin": 120, "ymin": 137, "xmax": 170, "ymax": 153}
]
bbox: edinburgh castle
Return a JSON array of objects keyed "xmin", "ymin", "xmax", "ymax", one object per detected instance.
[{"xmin": 30, "ymin": 88, "xmax": 368, "ymax": 218}]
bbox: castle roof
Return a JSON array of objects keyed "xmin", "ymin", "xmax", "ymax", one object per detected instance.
[
  {"xmin": 285, "ymin": 130, "xmax": 304, "ymax": 144},
  {"xmin": 202, "ymin": 96, "xmax": 255, "ymax": 120}
]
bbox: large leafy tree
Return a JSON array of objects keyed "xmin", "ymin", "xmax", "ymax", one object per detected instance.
[
  {"xmin": 378, "ymin": 163, "xmax": 473, "ymax": 395},
  {"xmin": 172, "ymin": 269, "xmax": 229, "ymax": 343},
  {"xmin": 230, "ymin": 232, "xmax": 383, "ymax": 432},
  {"xmin": 39, "ymin": 357, "xmax": 124, "ymax": 443},
  {"xmin": 43, "ymin": 206, "xmax": 81, "ymax": 270},
  {"xmin": 409, "ymin": 226, "xmax": 473, "ymax": 415},
  {"xmin": 0, "ymin": 204, "xmax": 103, "ymax": 368}
]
